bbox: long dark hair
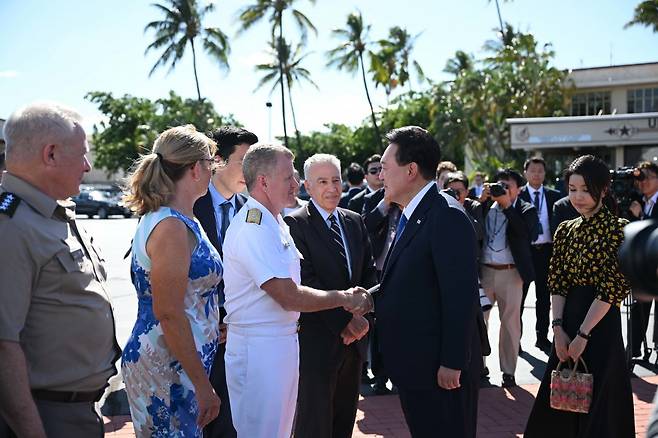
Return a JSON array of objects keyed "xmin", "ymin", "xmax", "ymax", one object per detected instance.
[{"xmin": 564, "ymin": 155, "xmax": 617, "ymax": 214}]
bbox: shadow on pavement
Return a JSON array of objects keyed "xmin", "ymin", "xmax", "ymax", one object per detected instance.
[{"xmin": 519, "ymin": 350, "xmax": 548, "ymax": 381}]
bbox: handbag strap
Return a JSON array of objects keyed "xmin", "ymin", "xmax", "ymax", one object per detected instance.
[{"xmin": 556, "ymin": 358, "xmax": 590, "ymax": 376}]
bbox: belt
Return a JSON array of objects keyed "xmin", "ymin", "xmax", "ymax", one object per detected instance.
[
  {"xmin": 484, "ymin": 263, "xmax": 515, "ymax": 270},
  {"xmin": 32, "ymin": 389, "xmax": 103, "ymax": 403}
]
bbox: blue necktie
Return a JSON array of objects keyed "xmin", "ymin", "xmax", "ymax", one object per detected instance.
[
  {"xmin": 219, "ymin": 201, "xmax": 232, "ymax": 244},
  {"xmin": 394, "ymin": 213, "xmax": 408, "ymax": 243}
]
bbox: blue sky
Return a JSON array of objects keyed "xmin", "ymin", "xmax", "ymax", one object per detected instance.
[{"xmin": 1, "ymin": 0, "xmax": 656, "ymax": 141}]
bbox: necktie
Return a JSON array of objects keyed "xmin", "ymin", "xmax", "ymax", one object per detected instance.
[
  {"xmin": 394, "ymin": 213, "xmax": 408, "ymax": 243},
  {"xmin": 328, "ymin": 214, "xmax": 349, "ymax": 275},
  {"xmin": 646, "ymin": 200, "xmax": 655, "ymax": 218},
  {"xmin": 533, "ymin": 191, "xmax": 541, "ymax": 211},
  {"xmin": 219, "ymin": 201, "xmax": 232, "ymax": 243}
]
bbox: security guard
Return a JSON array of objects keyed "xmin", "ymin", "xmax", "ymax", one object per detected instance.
[
  {"xmin": 0, "ymin": 102, "xmax": 120, "ymax": 438},
  {"xmin": 222, "ymin": 144, "xmax": 371, "ymax": 438}
]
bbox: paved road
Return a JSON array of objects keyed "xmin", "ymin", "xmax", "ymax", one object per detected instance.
[{"xmin": 80, "ymin": 217, "xmax": 658, "ymax": 409}]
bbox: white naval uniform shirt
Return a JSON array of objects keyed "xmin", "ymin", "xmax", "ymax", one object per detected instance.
[{"xmin": 223, "ymin": 197, "xmax": 302, "ymax": 326}]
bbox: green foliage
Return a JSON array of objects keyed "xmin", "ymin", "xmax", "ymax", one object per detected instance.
[
  {"xmin": 625, "ymin": 1, "xmax": 658, "ymax": 33},
  {"xmin": 86, "ymin": 91, "xmax": 239, "ymax": 174}
]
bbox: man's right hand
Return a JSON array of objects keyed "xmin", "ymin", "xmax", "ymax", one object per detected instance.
[
  {"xmin": 478, "ymin": 184, "xmax": 491, "ymax": 203},
  {"xmin": 341, "ymin": 287, "xmax": 373, "ymax": 315},
  {"xmin": 629, "ymin": 200, "xmax": 643, "ymax": 219},
  {"xmin": 195, "ymin": 382, "xmax": 220, "ymax": 428}
]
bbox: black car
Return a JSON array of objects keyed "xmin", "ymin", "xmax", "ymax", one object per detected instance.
[{"xmin": 73, "ymin": 189, "xmax": 132, "ymax": 219}]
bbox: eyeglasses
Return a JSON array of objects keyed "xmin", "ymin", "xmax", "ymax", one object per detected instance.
[{"xmin": 368, "ymin": 167, "xmax": 382, "ymax": 175}]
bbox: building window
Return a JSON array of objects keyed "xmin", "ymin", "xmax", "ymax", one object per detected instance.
[
  {"xmin": 570, "ymin": 92, "xmax": 611, "ymax": 116},
  {"xmin": 628, "ymin": 88, "xmax": 658, "ymax": 113}
]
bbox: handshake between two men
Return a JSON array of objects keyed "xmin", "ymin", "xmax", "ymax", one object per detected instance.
[{"xmin": 339, "ymin": 286, "xmax": 375, "ymax": 346}]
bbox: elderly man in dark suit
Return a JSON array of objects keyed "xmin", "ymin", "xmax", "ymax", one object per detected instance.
[
  {"xmin": 480, "ymin": 168, "xmax": 538, "ymax": 388},
  {"xmin": 193, "ymin": 126, "xmax": 258, "ymax": 438},
  {"xmin": 377, "ymin": 126, "xmax": 481, "ymax": 437},
  {"xmin": 519, "ymin": 157, "xmax": 562, "ymax": 352},
  {"xmin": 285, "ymin": 154, "xmax": 377, "ymax": 438}
]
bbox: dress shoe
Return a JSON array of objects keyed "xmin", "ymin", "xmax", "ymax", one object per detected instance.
[
  {"xmin": 502, "ymin": 374, "xmax": 517, "ymax": 388},
  {"xmin": 480, "ymin": 366, "xmax": 490, "ymax": 379},
  {"xmin": 371, "ymin": 380, "xmax": 392, "ymax": 395},
  {"xmin": 361, "ymin": 369, "xmax": 375, "ymax": 384}
]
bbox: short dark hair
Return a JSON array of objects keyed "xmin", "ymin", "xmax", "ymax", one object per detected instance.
[
  {"xmin": 346, "ymin": 162, "xmax": 365, "ymax": 185},
  {"xmin": 638, "ymin": 161, "xmax": 658, "ymax": 176},
  {"xmin": 364, "ymin": 154, "xmax": 381, "ymax": 169},
  {"xmin": 493, "ymin": 168, "xmax": 524, "ymax": 187},
  {"xmin": 385, "ymin": 126, "xmax": 441, "ymax": 181},
  {"xmin": 524, "ymin": 156, "xmax": 546, "ymax": 171},
  {"xmin": 564, "ymin": 155, "xmax": 610, "ymax": 206},
  {"xmin": 444, "ymin": 171, "xmax": 469, "ymax": 190},
  {"xmin": 208, "ymin": 126, "xmax": 259, "ymax": 160}
]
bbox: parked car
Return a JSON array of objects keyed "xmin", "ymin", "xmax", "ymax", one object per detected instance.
[{"xmin": 72, "ymin": 189, "xmax": 132, "ymax": 219}]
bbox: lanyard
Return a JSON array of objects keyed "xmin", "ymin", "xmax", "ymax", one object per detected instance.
[{"xmin": 486, "ymin": 207, "xmax": 508, "ymax": 252}]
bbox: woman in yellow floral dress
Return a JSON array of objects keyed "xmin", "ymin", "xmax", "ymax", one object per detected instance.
[{"xmin": 525, "ymin": 155, "xmax": 634, "ymax": 437}]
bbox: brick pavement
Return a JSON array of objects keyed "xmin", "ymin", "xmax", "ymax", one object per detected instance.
[{"xmin": 104, "ymin": 375, "xmax": 658, "ymax": 437}]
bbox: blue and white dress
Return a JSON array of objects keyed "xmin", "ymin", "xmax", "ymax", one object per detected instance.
[{"xmin": 122, "ymin": 207, "xmax": 222, "ymax": 438}]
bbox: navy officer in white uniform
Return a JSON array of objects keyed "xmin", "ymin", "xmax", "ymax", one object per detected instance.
[{"xmin": 221, "ymin": 143, "xmax": 372, "ymax": 438}]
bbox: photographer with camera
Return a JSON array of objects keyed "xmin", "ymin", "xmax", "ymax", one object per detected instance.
[
  {"xmin": 627, "ymin": 161, "xmax": 658, "ymax": 359},
  {"xmin": 525, "ymin": 155, "xmax": 634, "ymax": 438},
  {"xmin": 479, "ymin": 169, "xmax": 539, "ymax": 387}
]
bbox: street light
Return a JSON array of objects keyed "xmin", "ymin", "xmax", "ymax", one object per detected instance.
[{"xmin": 266, "ymin": 101, "xmax": 273, "ymax": 142}]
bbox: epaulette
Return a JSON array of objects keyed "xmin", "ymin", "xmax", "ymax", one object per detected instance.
[
  {"xmin": 0, "ymin": 192, "xmax": 20, "ymax": 217},
  {"xmin": 246, "ymin": 208, "xmax": 262, "ymax": 225}
]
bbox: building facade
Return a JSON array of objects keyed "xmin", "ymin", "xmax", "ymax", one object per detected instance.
[{"xmin": 508, "ymin": 62, "xmax": 658, "ymax": 175}]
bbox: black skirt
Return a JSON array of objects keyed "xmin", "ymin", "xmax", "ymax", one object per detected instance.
[{"xmin": 524, "ymin": 285, "xmax": 635, "ymax": 438}]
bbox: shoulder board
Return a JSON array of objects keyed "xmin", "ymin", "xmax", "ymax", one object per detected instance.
[
  {"xmin": 246, "ymin": 208, "xmax": 262, "ymax": 225},
  {"xmin": 0, "ymin": 192, "xmax": 21, "ymax": 218}
]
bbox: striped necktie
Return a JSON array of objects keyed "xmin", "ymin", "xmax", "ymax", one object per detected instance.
[{"xmin": 328, "ymin": 214, "xmax": 349, "ymax": 274}]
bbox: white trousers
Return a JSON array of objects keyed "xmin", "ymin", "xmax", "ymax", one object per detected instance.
[{"xmin": 225, "ymin": 324, "xmax": 299, "ymax": 438}]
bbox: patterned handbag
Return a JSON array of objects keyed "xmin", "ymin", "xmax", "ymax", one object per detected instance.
[{"xmin": 549, "ymin": 358, "xmax": 593, "ymax": 413}]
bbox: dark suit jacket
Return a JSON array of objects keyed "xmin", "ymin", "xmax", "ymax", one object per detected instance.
[
  {"xmin": 193, "ymin": 190, "xmax": 247, "ymax": 256},
  {"xmin": 361, "ymin": 188, "xmax": 389, "ymax": 259},
  {"xmin": 377, "ymin": 187, "xmax": 481, "ymax": 389},
  {"xmin": 481, "ymin": 197, "xmax": 538, "ymax": 284},
  {"xmin": 284, "ymin": 202, "xmax": 378, "ymax": 359},
  {"xmin": 339, "ymin": 187, "xmax": 364, "ymax": 209},
  {"xmin": 519, "ymin": 185, "xmax": 562, "ymax": 237},
  {"xmin": 552, "ymin": 195, "xmax": 580, "ymax": 232},
  {"xmin": 467, "ymin": 185, "xmax": 483, "ymax": 200},
  {"xmin": 347, "ymin": 187, "xmax": 377, "ymax": 214}
]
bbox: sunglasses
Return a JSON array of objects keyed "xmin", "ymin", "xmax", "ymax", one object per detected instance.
[{"xmin": 368, "ymin": 167, "xmax": 382, "ymax": 175}]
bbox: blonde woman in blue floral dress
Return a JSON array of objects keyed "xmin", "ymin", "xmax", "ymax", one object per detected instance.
[{"xmin": 121, "ymin": 125, "xmax": 223, "ymax": 437}]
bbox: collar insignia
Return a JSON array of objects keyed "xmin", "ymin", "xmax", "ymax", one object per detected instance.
[{"xmin": 0, "ymin": 192, "xmax": 21, "ymax": 218}]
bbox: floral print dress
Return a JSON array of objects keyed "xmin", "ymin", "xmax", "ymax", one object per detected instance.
[{"xmin": 122, "ymin": 207, "xmax": 222, "ymax": 437}]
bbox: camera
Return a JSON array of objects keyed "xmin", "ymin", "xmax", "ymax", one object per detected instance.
[
  {"xmin": 610, "ymin": 167, "xmax": 644, "ymax": 214},
  {"xmin": 619, "ymin": 219, "xmax": 658, "ymax": 296},
  {"xmin": 489, "ymin": 182, "xmax": 508, "ymax": 198}
]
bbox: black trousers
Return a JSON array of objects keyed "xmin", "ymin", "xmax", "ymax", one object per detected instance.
[
  {"xmin": 0, "ymin": 400, "xmax": 103, "ymax": 438},
  {"xmin": 204, "ymin": 309, "xmax": 236, "ymax": 438},
  {"xmin": 294, "ymin": 335, "xmax": 362, "ymax": 438},
  {"xmin": 630, "ymin": 300, "xmax": 657, "ymax": 356},
  {"xmin": 521, "ymin": 244, "xmax": 552, "ymax": 340},
  {"xmin": 397, "ymin": 367, "xmax": 479, "ymax": 438}
]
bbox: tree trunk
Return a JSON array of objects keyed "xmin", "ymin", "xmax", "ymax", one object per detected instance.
[
  {"xmin": 277, "ymin": 12, "xmax": 289, "ymax": 148},
  {"xmin": 190, "ymin": 38, "xmax": 202, "ymax": 101},
  {"xmin": 495, "ymin": 0, "xmax": 505, "ymax": 38},
  {"xmin": 358, "ymin": 51, "xmax": 382, "ymax": 148},
  {"xmin": 287, "ymin": 81, "xmax": 302, "ymax": 156}
]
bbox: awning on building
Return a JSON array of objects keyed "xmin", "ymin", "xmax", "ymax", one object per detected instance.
[{"xmin": 507, "ymin": 112, "xmax": 658, "ymax": 150}]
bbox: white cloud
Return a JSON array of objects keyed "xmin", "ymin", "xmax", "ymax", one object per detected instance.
[{"xmin": 0, "ymin": 70, "xmax": 19, "ymax": 78}]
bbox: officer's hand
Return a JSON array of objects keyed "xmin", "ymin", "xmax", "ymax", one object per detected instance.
[
  {"xmin": 437, "ymin": 366, "xmax": 461, "ymax": 390},
  {"xmin": 629, "ymin": 200, "xmax": 642, "ymax": 218},
  {"xmin": 342, "ymin": 287, "xmax": 373, "ymax": 316},
  {"xmin": 196, "ymin": 383, "xmax": 221, "ymax": 428}
]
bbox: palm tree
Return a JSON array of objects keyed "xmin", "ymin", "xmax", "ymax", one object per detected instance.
[
  {"xmin": 326, "ymin": 11, "xmax": 381, "ymax": 142},
  {"xmin": 255, "ymin": 37, "xmax": 318, "ymax": 154},
  {"xmin": 444, "ymin": 50, "xmax": 475, "ymax": 77},
  {"xmin": 238, "ymin": 0, "xmax": 317, "ymax": 147},
  {"xmin": 144, "ymin": 0, "xmax": 230, "ymax": 101},
  {"xmin": 625, "ymin": 1, "xmax": 658, "ymax": 33}
]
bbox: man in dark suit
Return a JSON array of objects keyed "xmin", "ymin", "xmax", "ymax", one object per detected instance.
[
  {"xmin": 480, "ymin": 168, "xmax": 538, "ymax": 388},
  {"xmin": 338, "ymin": 163, "xmax": 365, "ymax": 208},
  {"xmin": 193, "ymin": 126, "xmax": 258, "ymax": 438},
  {"xmin": 467, "ymin": 171, "xmax": 486, "ymax": 200},
  {"xmin": 284, "ymin": 154, "xmax": 377, "ymax": 438},
  {"xmin": 552, "ymin": 194, "xmax": 579, "ymax": 228},
  {"xmin": 628, "ymin": 161, "xmax": 658, "ymax": 357},
  {"xmin": 347, "ymin": 154, "xmax": 383, "ymax": 214},
  {"xmin": 377, "ymin": 126, "xmax": 481, "ymax": 437},
  {"xmin": 519, "ymin": 157, "xmax": 562, "ymax": 352}
]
